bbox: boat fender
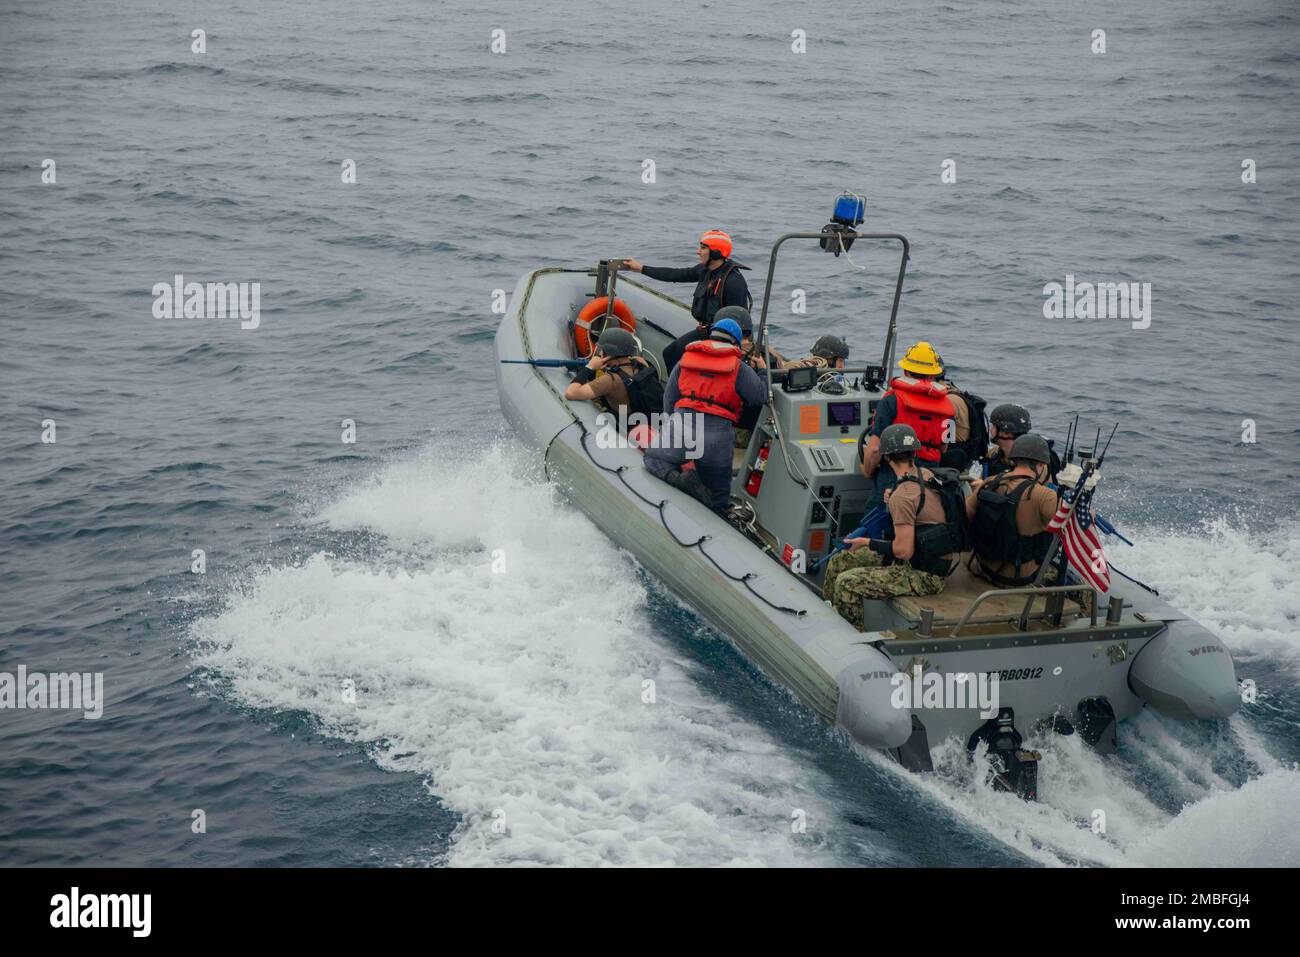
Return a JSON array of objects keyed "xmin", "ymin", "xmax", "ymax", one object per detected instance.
[
  {"xmin": 1128, "ymin": 620, "xmax": 1240, "ymax": 720},
  {"xmin": 835, "ymin": 656, "xmax": 912, "ymax": 750}
]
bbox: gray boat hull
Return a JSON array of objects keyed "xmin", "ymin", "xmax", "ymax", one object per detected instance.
[{"xmin": 494, "ymin": 267, "xmax": 1240, "ymax": 774}]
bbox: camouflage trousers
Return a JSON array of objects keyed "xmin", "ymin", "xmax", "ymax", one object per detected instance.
[{"xmin": 821, "ymin": 549, "xmax": 944, "ymax": 631}]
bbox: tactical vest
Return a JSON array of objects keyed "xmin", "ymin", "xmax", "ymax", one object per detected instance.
[
  {"xmin": 691, "ymin": 260, "xmax": 752, "ymax": 324},
  {"xmin": 969, "ymin": 474, "xmax": 1055, "ymax": 586},
  {"xmin": 985, "ymin": 447, "xmax": 1013, "ymax": 478},
  {"xmin": 945, "ymin": 382, "xmax": 989, "ymax": 465},
  {"xmin": 894, "ymin": 467, "xmax": 969, "ymax": 576},
  {"xmin": 608, "ymin": 363, "xmax": 665, "ymax": 421}
]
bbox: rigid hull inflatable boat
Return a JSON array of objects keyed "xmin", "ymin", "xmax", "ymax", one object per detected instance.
[{"xmin": 493, "ymin": 221, "xmax": 1240, "ymax": 798}]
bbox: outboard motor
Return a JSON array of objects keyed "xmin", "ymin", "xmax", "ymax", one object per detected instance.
[
  {"xmin": 1129, "ymin": 620, "xmax": 1240, "ymax": 720},
  {"xmin": 1076, "ymin": 697, "xmax": 1118, "ymax": 753},
  {"xmin": 967, "ymin": 707, "xmax": 1041, "ymax": 801}
]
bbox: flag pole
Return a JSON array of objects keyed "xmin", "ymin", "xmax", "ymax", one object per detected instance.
[{"xmin": 1015, "ymin": 457, "xmax": 1098, "ymax": 630}]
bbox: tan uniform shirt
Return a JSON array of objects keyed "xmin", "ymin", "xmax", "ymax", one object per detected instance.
[
  {"xmin": 977, "ymin": 474, "xmax": 1060, "ymax": 581},
  {"xmin": 945, "ymin": 385, "xmax": 971, "ymax": 443},
  {"xmin": 887, "ymin": 468, "xmax": 949, "ymax": 529}
]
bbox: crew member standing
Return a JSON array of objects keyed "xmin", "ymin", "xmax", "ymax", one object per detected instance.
[{"xmin": 622, "ymin": 229, "xmax": 751, "ymax": 371}]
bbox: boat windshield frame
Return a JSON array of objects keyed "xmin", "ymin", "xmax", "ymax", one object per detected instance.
[{"xmin": 753, "ymin": 230, "xmax": 911, "ymax": 489}]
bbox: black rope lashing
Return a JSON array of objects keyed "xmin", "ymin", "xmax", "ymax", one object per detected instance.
[
  {"xmin": 572, "ymin": 426, "xmax": 806, "ymax": 616},
  {"xmin": 542, "ymin": 421, "xmax": 579, "ymax": 482},
  {"xmin": 1108, "ymin": 562, "xmax": 1159, "ymax": 596}
]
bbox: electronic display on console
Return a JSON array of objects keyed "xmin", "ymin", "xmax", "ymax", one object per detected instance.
[{"xmin": 826, "ymin": 401, "xmax": 861, "ymax": 428}]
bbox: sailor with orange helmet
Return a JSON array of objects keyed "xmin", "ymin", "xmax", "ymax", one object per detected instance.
[
  {"xmin": 859, "ymin": 341, "xmax": 958, "ymax": 509},
  {"xmin": 621, "ymin": 229, "xmax": 752, "ymax": 371}
]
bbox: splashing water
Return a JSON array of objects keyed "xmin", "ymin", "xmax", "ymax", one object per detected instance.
[
  {"xmin": 190, "ymin": 444, "xmax": 1300, "ymax": 866},
  {"xmin": 191, "ymin": 445, "xmax": 856, "ymax": 866}
]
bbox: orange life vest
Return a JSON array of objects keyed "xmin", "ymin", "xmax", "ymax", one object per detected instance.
[
  {"xmin": 675, "ymin": 340, "xmax": 744, "ymax": 423},
  {"xmin": 886, "ymin": 376, "xmax": 956, "ymax": 462}
]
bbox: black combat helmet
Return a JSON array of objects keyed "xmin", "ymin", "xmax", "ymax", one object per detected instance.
[
  {"xmin": 990, "ymin": 403, "xmax": 1032, "ymax": 436},
  {"xmin": 879, "ymin": 423, "xmax": 920, "ymax": 457},
  {"xmin": 596, "ymin": 328, "xmax": 640, "ymax": 359},
  {"xmin": 811, "ymin": 334, "xmax": 850, "ymax": 361},
  {"xmin": 712, "ymin": 305, "xmax": 752, "ymax": 337},
  {"xmin": 1010, "ymin": 433, "xmax": 1052, "ymax": 466}
]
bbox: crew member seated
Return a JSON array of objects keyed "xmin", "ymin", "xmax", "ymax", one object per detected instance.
[
  {"xmin": 711, "ymin": 306, "xmax": 768, "ymax": 450},
  {"xmin": 643, "ymin": 318, "xmax": 766, "ymax": 513},
  {"xmin": 563, "ymin": 328, "xmax": 661, "ymax": 420},
  {"xmin": 822, "ymin": 424, "xmax": 963, "ymax": 630},
  {"xmin": 859, "ymin": 341, "xmax": 954, "ymax": 511},
  {"xmin": 966, "ymin": 433, "xmax": 1060, "ymax": 586},
  {"xmin": 983, "ymin": 404, "xmax": 1062, "ymax": 479},
  {"xmin": 779, "ymin": 334, "xmax": 850, "ymax": 371},
  {"xmin": 932, "ymin": 354, "xmax": 980, "ymax": 473}
]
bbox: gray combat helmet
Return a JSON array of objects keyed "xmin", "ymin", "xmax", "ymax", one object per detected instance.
[
  {"xmin": 990, "ymin": 403, "xmax": 1032, "ymax": 436},
  {"xmin": 1010, "ymin": 432, "xmax": 1052, "ymax": 466},
  {"xmin": 712, "ymin": 305, "xmax": 753, "ymax": 337},
  {"xmin": 811, "ymin": 334, "xmax": 850, "ymax": 361},
  {"xmin": 879, "ymin": 423, "xmax": 920, "ymax": 457},
  {"xmin": 596, "ymin": 327, "xmax": 640, "ymax": 359}
]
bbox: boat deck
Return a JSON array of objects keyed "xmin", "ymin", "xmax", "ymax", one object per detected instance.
[{"xmin": 888, "ymin": 556, "xmax": 1092, "ymax": 634}]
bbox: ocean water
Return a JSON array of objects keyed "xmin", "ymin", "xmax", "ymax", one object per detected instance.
[{"xmin": 1, "ymin": 0, "xmax": 1298, "ymax": 866}]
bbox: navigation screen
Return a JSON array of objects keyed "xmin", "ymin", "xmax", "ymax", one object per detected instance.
[{"xmin": 826, "ymin": 401, "xmax": 861, "ymax": 427}]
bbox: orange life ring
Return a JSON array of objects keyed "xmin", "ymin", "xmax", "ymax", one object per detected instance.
[{"xmin": 574, "ymin": 297, "xmax": 637, "ymax": 357}]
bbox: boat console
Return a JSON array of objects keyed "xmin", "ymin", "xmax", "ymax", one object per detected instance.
[{"xmin": 733, "ymin": 365, "xmax": 887, "ymax": 578}]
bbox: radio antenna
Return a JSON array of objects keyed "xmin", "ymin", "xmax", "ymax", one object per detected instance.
[{"xmin": 1097, "ymin": 422, "xmax": 1119, "ymax": 467}]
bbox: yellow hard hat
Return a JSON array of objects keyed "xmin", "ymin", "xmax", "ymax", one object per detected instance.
[{"xmin": 899, "ymin": 340, "xmax": 944, "ymax": 376}]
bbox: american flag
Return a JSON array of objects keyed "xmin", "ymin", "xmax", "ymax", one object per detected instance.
[{"xmin": 1047, "ymin": 470, "xmax": 1111, "ymax": 593}]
